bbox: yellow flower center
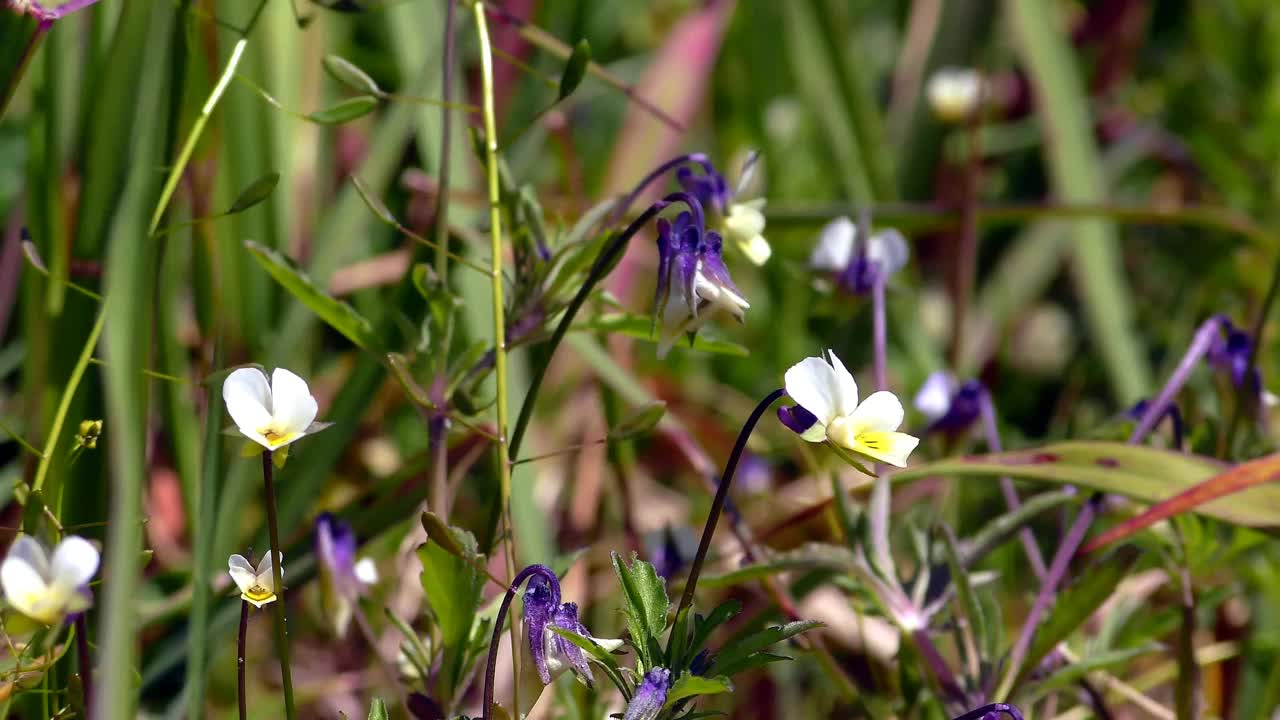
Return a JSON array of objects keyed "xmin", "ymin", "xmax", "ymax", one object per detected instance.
[
  {"xmin": 242, "ymin": 584, "xmax": 276, "ymax": 605},
  {"xmin": 257, "ymin": 425, "xmax": 298, "ymax": 448}
]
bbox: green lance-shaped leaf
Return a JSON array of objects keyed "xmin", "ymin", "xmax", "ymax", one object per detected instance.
[
  {"xmin": 609, "ymin": 402, "xmax": 666, "ymax": 440},
  {"xmin": 708, "ymin": 620, "xmax": 823, "ymax": 678},
  {"xmin": 557, "ymin": 39, "xmax": 591, "ymax": 101},
  {"xmin": 244, "ymin": 240, "xmax": 382, "ymax": 351},
  {"xmin": 324, "ymin": 55, "xmax": 382, "ymax": 95},
  {"xmin": 226, "ymin": 171, "xmax": 280, "ymax": 214},
  {"xmin": 308, "ymin": 95, "xmax": 378, "ymax": 125},
  {"xmin": 611, "ymin": 552, "xmax": 671, "ymax": 672},
  {"xmin": 662, "ymin": 674, "xmax": 732, "ymax": 709},
  {"xmin": 352, "ymin": 175, "xmax": 397, "ymax": 226}
]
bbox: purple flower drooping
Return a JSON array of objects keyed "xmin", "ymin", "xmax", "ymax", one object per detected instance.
[
  {"xmin": 677, "ymin": 165, "xmax": 732, "ymax": 214},
  {"xmin": 777, "ymin": 404, "xmax": 819, "ymax": 436},
  {"xmin": 1206, "ymin": 318, "xmax": 1262, "ymax": 393},
  {"xmin": 521, "ymin": 565, "xmax": 614, "ymax": 686},
  {"xmin": 623, "ymin": 667, "xmax": 672, "ymax": 720}
]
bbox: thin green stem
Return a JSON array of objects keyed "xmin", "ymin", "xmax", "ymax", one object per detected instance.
[
  {"xmin": 31, "ymin": 305, "xmax": 106, "ymax": 495},
  {"xmin": 471, "ymin": 2, "xmax": 522, "ymax": 710},
  {"xmin": 261, "ymin": 450, "xmax": 297, "ymax": 720}
]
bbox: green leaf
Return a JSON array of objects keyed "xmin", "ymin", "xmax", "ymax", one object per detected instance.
[
  {"xmin": 610, "ymin": 552, "xmax": 670, "ymax": 671},
  {"xmin": 894, "ymin": 442, "xmax": 1280, "ymax": 528},
  {"xmin": 609, "ymin": 402, "xmax": 666, "ymax": 440},
  {"xmin": 557, "ymin": 39, "xmax": 591, "ymax": 101},
  {"xmin": 709, "ymin": 620, "xmax": 822, "ymax": 678},
  {"xmin": 225, "ymin": 171, "xmax": 280, "ymax": 214},
  {"xmin": 418, "ymin": 522, "xmax": 483, "ymax": 702},
  {"xmin": 366, "ymin": 698, "xmax": 389, "ymax": 720},
  {"xmin": 700, "ymin": 543, "xmax": 859, "ymax": 588},
  {"xmin": 244, "ymin": 240, "xmax": 382, "ymax": 352},
  {"xmin": 308, "ymin": 95, "xmax": 378, "ymax": 125},
  {"xmin": 580, "ymin": 314, "xmax": 749, "ymax": 357},
  {"xmin": 352, "ymin": 175, "xmax": 397, "ymax": 226},
  {"xmin": 1016, "ymin": 546, "xmax": 1141, "ymax": 687},
  {"xmin": 324, "ymin": 55, "xmax": 382, "ymax": 95},
  {"xmin": 662, "ymin": 674, "xmax": 732, "ymax": 709},
  {"xmin": 548, "ymin": 626, "xmax": 629, "ymax": 692},
  {"xmin": 938, "ymin": 525, "xmax": 986, "ymax": 672},
  {"xmin": 688, "ymin": 601, "xmax": 742, "ymax": 662}
]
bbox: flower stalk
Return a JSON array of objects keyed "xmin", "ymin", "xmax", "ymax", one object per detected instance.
[
  {"xmin": 261, "ymin": 450, "xmax": 297, "ymax": 719},
  {"xmin": 481, "ymin": 564, "xmax": 559, "ymax": 720},
  {"xmin": 238, "ymin": 600, "xmax": 249, "ymax": 720},
  {"xmin": 75, "ymin": 613, "xmax": 92, "ymax": 717}
]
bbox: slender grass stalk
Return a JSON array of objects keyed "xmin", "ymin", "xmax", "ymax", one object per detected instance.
[
  {"xmin": 75, "ymin": 613, "xmax": 92, "ymax": 717},
  {"xmin": 261, "ymin": 450, "xmax": 297, "ymax": 719},
  {"xmin": 470, "ymin": 1, "xmax": 522, "ymax": 707},
  {"xmin": 238, "ymin": 601, "xmax": 249, "ymax": 720},
  {"xmin": 30, "ymin": 305, "xmax": 105, "ymax": 495}
]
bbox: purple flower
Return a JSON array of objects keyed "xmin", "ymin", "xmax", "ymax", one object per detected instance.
[
  {"xmin": 652, "ymin": 205, "xmax": 749, "ymax": 357},
  {"xmin": 314, "ymin": 513, "xmax": 378, "ymax": 636},
  {"xmin": 675, "ymin": 153, "xmax": 771, "ymax": 265},
  {"xmin": 810, "ymin": 216, "xmax": 909, "ymax": 295},
  {"xmin": 677, "ymin": 165, "xmax": 732, "ymax": 214},
  {"xmin": 1206, "ymin": 319, "xmax": 1262, "ymax": 392},
  {"xmin": 777, "ymin": 404, "xmax": 819, "ymax": 436},
  {"xmin": 914, "ymin": 372, "xmax": 984, "ymax": 436},
  {"xmin": 623, "ymin": 667, "xmax": 672, "ymax": 720},
  {"xmin": 522, "ymin": 566, "xmax": 620, "ymax": 685}
]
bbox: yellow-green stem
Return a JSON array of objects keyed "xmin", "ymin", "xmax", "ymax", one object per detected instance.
[
  {"xmin": 472, "ymin": 1, "xmax": 521, "ymax": 712},
  {"xmin": 31, "ymin": 305, "xmax": 106, "ymax": 496}
]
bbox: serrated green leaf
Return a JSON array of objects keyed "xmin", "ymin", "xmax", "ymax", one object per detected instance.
[
  {"xmin": 324, "ymin": 55, "xmax": 382, "ymax": 95},
  {"xmin": 308, "ymin": 95, "xmax": 378, "ymax": 125},
  {"xmin": 662, "ymin": 674, "xmax": 732, "ymax": 709},
  {"xmin": 611, "ymin": 552, "xmax": 670, "ymax": 671},
  {"xmin": 418, "ymin": 523, "xmax": 482, "ymax": 703},
  {"xmin": 366, "ymin": 698, "xmax": 389, "ymax": 720},
  {"xmin": 244, "ymin": 240, "xmax": 382, "ymax": 351},
  {"xmin": 226, "ymin": 171, "xmax": 280, "ymax": 215},
  {"xmin": 557, "ymin": 39, "xmax": 591, "ymax": 101},
  {"xmin": 548, "ymin": 626, "xmax": 629, "ymax": 693}
]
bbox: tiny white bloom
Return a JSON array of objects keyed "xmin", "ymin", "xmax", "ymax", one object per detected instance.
[
  {"xmin": 222, "ymin": 367, "xmax": 324, "ymax": 451},
  {"xmin": 228, "ymin": 552, "xmax": 281, "ymax": 608},
  {"xmin": 926, "ymin": 67, "xmax": 983, "ymax": 123},
  {"xmin": 913, "ymin": 371, "xmax": 956, "ymax": 422},
  {"xmin": 724, "ymin": 199, "xmax": 772, "ymax": 265},
  {"xmin": 784, "ymin": 351, "xmax": 920, "ymax": 467},
  {"xmin": 0, "ymin": 535, "xmax": 99, "ymax": 625},
  {"xmin": 353, "ymin": 557, "xmax": 379, "ymax": 585}
]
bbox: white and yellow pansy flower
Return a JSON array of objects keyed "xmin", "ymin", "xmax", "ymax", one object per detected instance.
[
  {"xmin": 1, "ymin": 535, "xmax": 99, "ymax": 625},
  {"xmin": 223, "ymin": 367, "xmax": 329, "ymax": 453},
  {"xmin": 229, "ymin": 552, "xmax": 282, "ymax": 609},
  {"xmin": 782, "ymin": 351, "xmax": 920, "ymax": 467}
]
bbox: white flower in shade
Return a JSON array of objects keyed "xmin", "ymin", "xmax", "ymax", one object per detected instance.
[
  {"xmin": 724, "ymin": 199, "xmax": 772, "ymax": 265},
  {"xmin": 810, "ymin": 217, "xmax": 909, "ymax": 295},
  {"xmin": 782, "ymin": 351, "xmax": 920, "ymax": 467},
  {"xmin": 0, "ymin": 535, "xmax": 99, "ymax": 625},
  {"xmin": 229, "ymin": 553, "xmax": 282, "ymax": 608},
  {"xmin": 926, "ymin": 67, "xmax": 983, "ymax": 123},
  {"xmin": 222, "ymin": 367, "xmax": 328, "ymax": 451}
]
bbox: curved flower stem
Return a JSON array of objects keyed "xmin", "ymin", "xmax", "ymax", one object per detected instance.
[
  {"xmin": 1130, "ymin": 315, "xmax": 1224, "ymax": 444},
  {"xmin": 872, "ymin": 277, "xmax": 888, "ymax": 392},
  {"xmin": 951, "ymin": 703, "xmax": 1024, "ymax": 720},
  {"xmin": 677, "ymin": 388, "xmax": 787, "ymax": 617},
  {"xmin": 471, "ymin": 2, "xmax": 522, "ymax": 706},
  {"xmin": 481, "ymin": 564, "xmax": 559, "ymax": 720},
  {"xmin": 508, "ymin": 192, "xmax": 697, "ymax": 460},
  {"xmin": 237, "ymin": 601, "xmax": 249, "ymax": 720},
  {"xmin": 75, "ymin": 613, "xmax": 92, "ymax": 717},
  {"xmin": 261, "ymin": 450, "xmax": 297, "ymax": 719},
  {"xmin": 602, "ymin": 153, "xmax": 712, "ymax": 226}
]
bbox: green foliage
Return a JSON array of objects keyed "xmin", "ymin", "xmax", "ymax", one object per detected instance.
[
  {"xmin": 418, "ymin": 521, "xmax": 483, "ymax": 704},
  {"xmin": 611, "ymin": 552, "xmax": 670, "ymax": 673}
]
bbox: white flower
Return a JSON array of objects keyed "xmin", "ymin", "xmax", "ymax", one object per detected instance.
[
  {"xmin": 783, "ymin": 351, "xmax": 920, "ymax": 467},
  {"xmin": 229, "ymin": 553, "xmax": 282, "ymax": 608},
  {"xmin": 353, "ymin": 558, "xmax": 379, "ymax": 585},
  {"xmin": 724, "ymin": 199, "xmax": 772, "ymax": 265},
  {"xmin": 0, "ymin": 535, "xmax": 99, "ymax": 625},
  {"xmin": 222, "ymin": 367, "xmax": 325, "ymax": 451},
  {"xmin": 810, "ymin": 217, "xmax": 909, "ymax": 287},
  {"xmin": 926, "ymin": 67, "xmax": 983, "ymax": 123},
  {"xmin": 913, "ymin": 371, "xmax": 957, "ymax": 422}
]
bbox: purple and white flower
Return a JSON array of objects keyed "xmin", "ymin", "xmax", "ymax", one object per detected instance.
[
  {"xmin": 810, "ymin": 216, "xmax": 909, "ymax": 296},
  {"xmin": 652, "ymin": 206, "xmax": 750, "ymax": 357}
]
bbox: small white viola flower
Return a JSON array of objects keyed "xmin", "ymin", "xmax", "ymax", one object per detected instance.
[
  {"xmin": 780, "ymin": 351, "xmax": 920, "ymax": 467},
  {"xmin": 0, "ymin": 535, "xmax": 99, "ymax": 625},
  {"xmin": 222, "ymin": 367, "xmax": 329, "ymax": 452},
  {"xmin": 810, "ymin": 217, "xmax": 909, "ymax": 295},
  {"xmin": 228, "ymin": 552, "xmax": 282, "ymax": 609},
  {"xmin": 926, "ymin": 67, "xmax": 983, "ymax": 123}
]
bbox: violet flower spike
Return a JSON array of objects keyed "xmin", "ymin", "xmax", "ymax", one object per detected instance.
[
  {"xmin": 810, "ymin": 216, "xmax": 909, "ymax": 295},
  {"xmin": 622, "ymin": 667, "xmax": 672, "ymax": 720}
]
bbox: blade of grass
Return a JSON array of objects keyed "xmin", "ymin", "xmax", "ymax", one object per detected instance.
[{"xmin": 1006, "ymin": 0, "xmax": 1151, "ymax": 403}]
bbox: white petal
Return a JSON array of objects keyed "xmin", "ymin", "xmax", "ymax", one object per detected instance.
[
  {"xmin": 223, "ymin": 369, "xmax": 273, "ymax": 436},
  {"xmin": 849, "ymin": 391, "xmax": 907, "ymax": 434},
  {"xmin": 726, "ymin": 203, "xmax": 766, "ymax": 237},
  {"xmin": 269, "ymin": 368, "xmax": 319, "ymax": 437},
  {"xmin": 784, "ymin": 356, "xmax": 841, "ymax": 424},
  {"xmin": 810, "ymin": 217, "xmax": 855, "ymax": 271},
  {"xmin": 354, "ymin": 558, "xmax": 379, "ymax": 585},
  {"xmin": 6, "ymin": 536, "xmax": 50, "ymax": 580},
  {"xmin": 50, "ymin": 536, "xmax": 99, "ymax": 588},
  {"xmin": 864, "ymin": 431, "xmax": 920, "ymax": 467},
  {"xmin": 256, "ymin": 551, "xmax": 283, "ymax": 592},
  {"xmin": 228, "ymin": 555, "xmax": 257, "ymax": 594},
  {"xmin": 913, "ymin": 371, "xmax": 954, "ymax": 421},
  {"xmin": 826, "ymin": 350, "xmax": 859, "ymax": 417},
  {"xmin": 868, "ymin": 229, "xmax": 910, "ymax": 277},
  {"xmin": 2, "ymin": 540, "xmax": 53, "ymax": 621}
]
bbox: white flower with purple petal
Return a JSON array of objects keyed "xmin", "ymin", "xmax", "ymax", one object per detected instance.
[
  {"xmin": 652, "ymin": 207, "xmax": 749, "ymax": 357},
  {"xmin": 914, "ymin": 371, "xmax": 985, "ymax": 436},
  {"xmin": 810, "ymin": 216, "xmax": 909, "ymax": 295},
  {"xmin": 677, "ymin": 153, "xmax": 772, "ymax": 265},
  {"xmin": 1, "ymin": 535, "xmax": 99, "ymax": 625},
  {"xmin": 315, "ymin": 513, "xmax": 379, "ymax": 636},
  {"xmin": 779, "ymin": 351, "xmax": 919, "ymax": 467}
]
